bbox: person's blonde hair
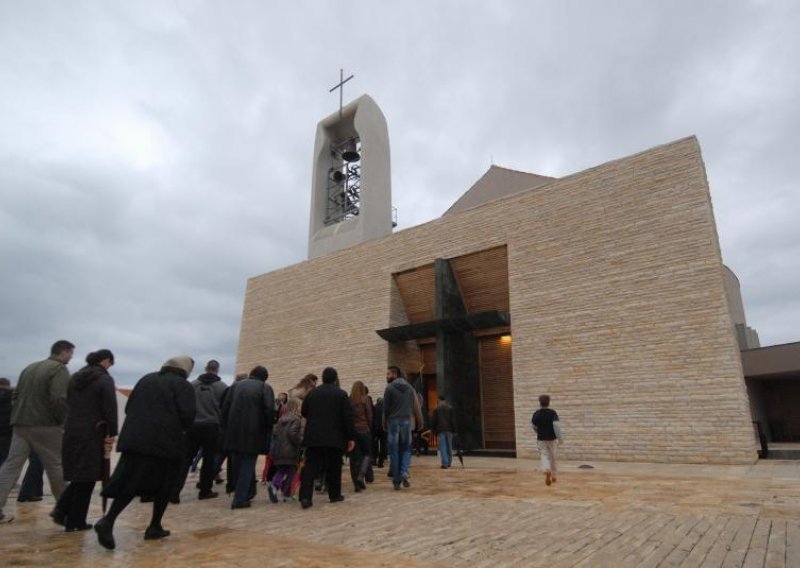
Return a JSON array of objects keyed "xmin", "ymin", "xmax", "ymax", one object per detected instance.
[
  {"xmin": 285, "ymin": 396, "xmax": 301, "ymax": 416},
  {"xmin": 350, "ymin": 380, "xmax": 366, "ymax": 405}
]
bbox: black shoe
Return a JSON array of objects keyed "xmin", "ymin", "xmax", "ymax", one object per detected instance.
[
  {"xmin": 198, "ymin": 491, "xmax": 218, "ymax": 500},
  {"xmin": 402, "ymin": 473, "xmax": 410, "ymax": 488},
  {"xmin": 386, "ymin": 470, "xmax": 393, "ymax": 478},
  {"xmin": 393, "ymin": 484, "xmax": 401, "ymax": 490},
  {"xmin": 17, "ymin": 496, "xmax": 43, "ymax": 502},
  {"xmin": 50, "ymin": 509, "xmax": 66, "ymax": 527},
  {"xmin": 169, "ymin": 496, "xmax": 180, "ymax": 504},
  {"xmin": 300, "ymin": 499, "xmax": 313, "ymax": 509},
  {"xmin": 440, "ymin": 465, "xmax": 447, "ymax": 469},
  {"xmin": 140, "ymin": 496, "xmax": 154, "ymax": 503},
  {"xmin": 215, "ymin": 477, "xmax": 225, "ymax": 485},
  {"xmin": 94, "ymin": 518, "xmax": 115, "ymax": 550},
  {"xmin": 357, "ymin": 479, "xmax": 367, "ymax": 490},
  {"xmin": 66, "ymin": 523, "xmax": 93, "ymax": 532},
  {"xmin": 354, "ymin": 484, "xmax": 362, "ymax": 493},
  {"xmin": 267, "ymin": 485, "xmax": 278, "ymax": 503},
  {"xmin": 195, "ymin": 482, "xmax": 201, "ymax": 489},
  {"xmin": 144, "ymin": 526, "xmax": 171, "ymax": 540},
  {"xmin": 231, "ymin": 501, "xmax": 251, "ymax": 509},
  {"xmin": 329, "ymin": 495, "xmax": 345, "ymax": 503}
]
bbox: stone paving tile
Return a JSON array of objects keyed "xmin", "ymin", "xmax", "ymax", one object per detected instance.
[{"xmin": 1, "ymin": 456, "xmax": 799, "ymax": 566}]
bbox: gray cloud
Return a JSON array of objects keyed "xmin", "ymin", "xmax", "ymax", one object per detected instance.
[{"xmin": 1, "ymin": 1, "xmax": 798, "ymax": 385}]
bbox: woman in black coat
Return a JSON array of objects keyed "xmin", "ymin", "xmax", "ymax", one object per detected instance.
[
  {"xmin": 94, "ymin": 356, "xmax": 196, "ymax": 550},
  {"xmin": 53, "ymin": 349, "xmax": 117, "ymax": 532}
]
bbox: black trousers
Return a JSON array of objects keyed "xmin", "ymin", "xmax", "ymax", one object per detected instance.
[
  {"xmin": 176, "ymin": 423, "xmax": 220, "ymax": 496},
  {"xmin": 56, "ymin": 481, "xmax": 95, "ymax": 529},
  {"xmin": 372, "ymin": 432, "xmax": 387, "ymax": 466},
  {"xmin": 299, "ymin": 447, "xmax": 343, "ymax": 503}
]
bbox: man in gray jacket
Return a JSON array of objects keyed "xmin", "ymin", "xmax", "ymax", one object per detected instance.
[
  {"xmin": 175, "ymin": 360, "xmax": 227, "ymax": 501},
  {"xmin": 0, "ymin": 340, "xmax": 74, "ymax": 523},
  {"xmin": 382, "ymin": 366, "xmax": 422, "ymax": 491}
]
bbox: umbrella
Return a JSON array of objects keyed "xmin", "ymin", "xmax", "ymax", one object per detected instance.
[{"xmin": 95, "ymin": 421, "xmax": 111, "ymax": 513}]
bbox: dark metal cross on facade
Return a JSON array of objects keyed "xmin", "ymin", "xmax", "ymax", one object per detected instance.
[{"xmin": 329, "ymin": 68, "xmax": 354, "ymax": 118}]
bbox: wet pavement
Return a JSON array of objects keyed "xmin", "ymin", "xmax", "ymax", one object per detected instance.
[{"xmin": 1, "ymin": 455, "xmax": 799, "ymax": 567}]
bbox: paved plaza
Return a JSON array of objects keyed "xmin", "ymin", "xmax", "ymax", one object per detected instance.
[{"xmin": 1, "ymin": 455, "xmax": 799, "ymax": 567}]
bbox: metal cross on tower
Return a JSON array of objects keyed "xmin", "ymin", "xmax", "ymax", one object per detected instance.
[{"xmin": 329, "ymin": 68, "xmax": 354, "ymax": 118}]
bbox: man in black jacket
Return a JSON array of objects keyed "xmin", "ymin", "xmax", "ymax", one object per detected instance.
[
  {"xmin": 222, "ymin": 366, "xmax": 274, "ymax": 510},
  {"xmin": 298, "ymin": 367, "xmax": 355, "ymax": 509}
]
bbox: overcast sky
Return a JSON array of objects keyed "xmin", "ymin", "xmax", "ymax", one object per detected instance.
[{"xmin": 1, "ymin": 1, "xmax": 797, "ymax": 387}]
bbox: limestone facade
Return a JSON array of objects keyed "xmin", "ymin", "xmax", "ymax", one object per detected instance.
[{"xmin": 238, "ymin": 136, "xmax": 758, "ymax": 464}]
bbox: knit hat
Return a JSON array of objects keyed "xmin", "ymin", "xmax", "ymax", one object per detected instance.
[{"xmin": 162, "ymin": 356, "xmax": 194, "ymax": 376}]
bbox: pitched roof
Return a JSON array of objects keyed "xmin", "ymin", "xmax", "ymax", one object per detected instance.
[{"xmin": 443, "ymin": 165, "xmax": 556, "ymax": 216}]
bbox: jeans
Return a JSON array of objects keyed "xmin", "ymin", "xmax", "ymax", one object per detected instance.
[
  {"xmin": 231, "ymin": 453, "xmax": 257, "ymax": 506},
  {"xmin": 437, "ymin": 432, "xmax": 453, "ymax": 467},
  {"xmin": 387, "ymin": 418, "xmax": 412, "ymax": 487}
]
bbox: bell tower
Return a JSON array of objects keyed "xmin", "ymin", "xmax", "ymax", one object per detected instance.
[{"xmin": 307, "ymin": 93, "xmax": 393, "ymax": 259}]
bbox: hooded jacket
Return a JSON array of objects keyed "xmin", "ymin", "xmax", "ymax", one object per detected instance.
[
  {"xmin": 382, "ymin": 378, "xmax": 416, "ymax": 422},
  {"xmin": 62, "ymin": 364, "xmax": 118, "ymax": 481},
  {"xmin": 191, "ymin": 373, "xmax": 227, "ymax": 425}
]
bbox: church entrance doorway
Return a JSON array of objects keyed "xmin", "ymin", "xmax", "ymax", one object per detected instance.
[{"xmin": 379, "ymin": 246, "xmax": 516, "ymax": 453}]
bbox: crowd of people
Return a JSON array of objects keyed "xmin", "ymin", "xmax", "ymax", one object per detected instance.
[{"xmin": 0, "ymin": 341, "xmax": 475, "ymax": 552}]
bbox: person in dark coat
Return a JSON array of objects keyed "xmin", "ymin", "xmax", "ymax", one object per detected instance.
[
  {"xmin": 371, "ymin": 397, "xmax": 387, "ymax": 468},
  {"xmin": 298, "ymin": 367, "xmax": 355, "ymax": 509},
  {"xmin": 222, "ymin": 365, "xmax": 274, "ymax": 509},
  {"xmin": 0, "ymin": 378, "xmax": 11, "ymax": 467},
  {"xmin": 348, "ymin": 381, "xmax": 372, "ymax": 492},
  {"xmin": 268, "ymin": 397, "xmax": 303, "ymax": 502},
  {"xmin": 93, "ymin": 356, "xmax": 195, "ymax": 550},
  {"xmin": 53, "ymin": 350, "xmax": 118, "ymax": 532}
]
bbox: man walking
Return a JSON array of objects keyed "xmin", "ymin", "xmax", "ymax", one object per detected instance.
[
  {"xmin": 222, "ymin": 366, "xmax": 274, "ymax": 509},
  {"xmin": 382, "ymin": 366, "xmax": 422, "ymax": 490},
  {"xmin": 298, "ymin": 367, "xmax": 355, "ymax": 509},
  {"xmin": 430, "ymin": 395, "xmax": 456, "ymax": 469},
  {"xmin": 0, "ymin": 340, "xmax": 74, "ymax": 523},
  {"xmin": 176, "ymin": 360, "xmax": 227, "ymax": 500}
]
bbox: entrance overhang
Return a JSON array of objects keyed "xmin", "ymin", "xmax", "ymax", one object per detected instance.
[{"xmin": 375, "ymin": 310, "xmax": 511, "ymax": 342}]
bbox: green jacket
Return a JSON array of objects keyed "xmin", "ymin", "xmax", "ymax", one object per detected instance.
[{"xmin": 10, "ymin": 357, "xmax": 70, "ymax": 427}]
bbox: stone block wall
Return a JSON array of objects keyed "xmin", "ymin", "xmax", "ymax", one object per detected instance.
[{"xmin": 238, "ymin": 136, "xmax": 758, "ymax": 464}]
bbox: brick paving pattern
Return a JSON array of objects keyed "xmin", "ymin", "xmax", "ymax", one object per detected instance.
[{"xmin": 1, "ymin": 456, "xmax": 799, "ymax": 566}]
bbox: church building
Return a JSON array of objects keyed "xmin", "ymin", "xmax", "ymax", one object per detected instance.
[{"xmin": 237, "ymin": 94, "xmax": 762, "ymax": 464}]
